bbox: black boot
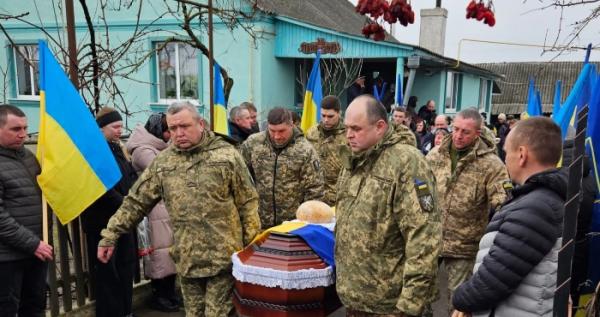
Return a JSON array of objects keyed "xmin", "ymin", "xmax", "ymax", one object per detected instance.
[
  {"xmin": 148, "ymin": 296, "xmax": 179, "ymax": 313},
  {"xmin": 149, "ymin": 277, "xmax": 179, "ymax": 312}
]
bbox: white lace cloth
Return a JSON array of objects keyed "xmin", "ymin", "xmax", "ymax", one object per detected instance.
[{"xmin": 231, "ymin": 253, "xmax": 335, "ymax": 290}]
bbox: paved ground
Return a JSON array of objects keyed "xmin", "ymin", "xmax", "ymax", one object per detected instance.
[{"xmin": 135, "ymin": 267, "xmax": 450, "ymax": 317}]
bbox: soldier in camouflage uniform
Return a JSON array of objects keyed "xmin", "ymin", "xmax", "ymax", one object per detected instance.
[
  {"xmin": 336, "ymin": 95, "xmax": 441, "ymax": 317},
  {"xmin": 240, "ymin": 107, "xmax": 324, "ymax": 227},
  {"xmin": 305, "ymin": 95, "xmax": 346, "ymax": 206},
  {"xmin": 97, "ymin": 102, "xmax": 261, "ymax": 317},
  {"xmin": 426, "ymin": 108, "xmax": 508, "ymax": 314}
]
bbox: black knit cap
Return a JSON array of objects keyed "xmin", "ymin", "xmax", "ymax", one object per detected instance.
[
  {"xmin": 96, "ymin": 109, "xmax": 123, "ymax": 128},
  {"xmin": 144, "ymin": 113, "xmax": 167, "ymax": 140}
]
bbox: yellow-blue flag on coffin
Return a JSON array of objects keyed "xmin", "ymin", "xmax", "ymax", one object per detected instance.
[
  {"xmin": 37, "ymin": 40, "xmax": 121, "ymax": 224},
  {"xmin": 213, "ymin": 63, "xmax": 229, "ymax": 136},
  {"xmin": 301, "ymin": 51, "xmax": 322, "ymax": 133}
]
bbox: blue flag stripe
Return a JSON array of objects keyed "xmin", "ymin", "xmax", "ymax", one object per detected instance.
[{"xmin": 39, "ymin": 41, "xmax": 121, "ymax": 188}]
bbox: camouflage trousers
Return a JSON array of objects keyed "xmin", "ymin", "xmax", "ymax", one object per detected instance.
[
  {"xmin": 179, "ymin": 271, "xmax": 234, "ymax": 317},
  {"xmin": 440, "ymin": 257, "xmax": 475, "ymax": 315},
  {"xmin": 346, "ymin": 305, "xmax": 432, "ymax": 317}
]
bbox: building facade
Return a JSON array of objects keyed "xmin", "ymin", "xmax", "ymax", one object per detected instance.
[{"xmin": 0, "ymin": 0, "xmax": 498, "ymax": 132}]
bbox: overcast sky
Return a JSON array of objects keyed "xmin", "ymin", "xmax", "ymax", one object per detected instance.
[{"xmin": 351, "ymin": 0, "xmax": 599, "ymax": 63}]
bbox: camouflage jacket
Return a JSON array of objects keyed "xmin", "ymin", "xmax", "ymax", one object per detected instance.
[
  {"xmin": 391, "ymin": 122, "xmax": 418, "ymax": 147},
  {"xmin": 305, "ymin": 121, "xmax": 346, "ymax": 206},
  {"xmin": 426, "ymin": 135, "xmax": 508, "ymax": 258},
  {"xmin": 240, "ymin": 128, "xmax": 324, "ymax": 227},
  {"xmin": 335, "ymin": 125, "xmax": 441, "ymax": 316},
  {"xmin": 99, "ymin": 131, "xmax": 261, "ymax": 278}
]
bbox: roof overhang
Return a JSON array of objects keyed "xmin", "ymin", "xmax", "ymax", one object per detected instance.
[{"xmin": 273, "ymin": 16, "xmax": 415, "ymax": 59}]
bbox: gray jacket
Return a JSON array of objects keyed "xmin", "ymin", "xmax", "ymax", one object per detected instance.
[{"xmin": 0, "ymin": 146, "xmax": 43, "ymax": 262}]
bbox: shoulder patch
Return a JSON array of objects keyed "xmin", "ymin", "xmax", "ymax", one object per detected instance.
[
  {"xmin": 414, "ymin": 178, "xmax": 434, "ymax": 213},
  {"xmin": 313, "ymin": 159, "xmax": 320, "ymax": 171},
  {"xmin": 502, "ymin": 180, "xmax": 514, "ymax": 198}
]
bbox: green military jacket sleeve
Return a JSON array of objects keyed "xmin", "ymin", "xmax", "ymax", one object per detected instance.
[
  {"xmin": 99, "ymin": 165, "xmax": 160, "ymax": 245},
  {"xmin": 100, "ymin": 134, "xmax": 261, "ymax": 277}
]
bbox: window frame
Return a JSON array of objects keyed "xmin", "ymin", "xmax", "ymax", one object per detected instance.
[
  {"xmin": 478, "ymin": 78, "xmax": 489, "ymax": 111},
  {"xmin": 13, "ymin": 44, "xmax": 40, "ymax": 100},
  {"xmin": 154, "ymin": 41, "xmax": 199, "ymax": 106},
  {"xmin": 445, "ymin": 71, "xmax": 461, "ymax": 112}
]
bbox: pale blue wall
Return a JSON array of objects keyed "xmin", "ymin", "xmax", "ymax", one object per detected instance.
[
  {"xmin": 460, "ymin": 73, "xmax": 481, "ymax": 110},
  {"xmin": 0, "ymin": 1, "xmax": 278, "ymax": 131},
  {"xmin": 410, "ymin": 69, "xmax": 444, "ymax": 113},
  {"xmin": 0, "ymin": 1, "xmax": 496, "ymax": 132}
]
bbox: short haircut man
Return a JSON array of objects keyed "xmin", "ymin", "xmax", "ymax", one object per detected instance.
[
  {"xmin": 336, "ymin": 95, "xmax": 440, "ymax": 316},
  {"xmin": 240, "ymin": 102, "xmax": 259, "ymax": 133},
  {"xmin": 267, "ymin": 107, "xmax": 293, "ymax": 125},
  {"xmin": 392, "ymin": 106, "xmax": 408, "ymax": 126},
  {"xmin": 426, "ymin": 108, "xmax": 509, "ymax": 314},
  {"xmin": 0, "ymin": 104, "xmax": 53, "ymax": 317},
  {"xmin": 321, "ymin": 95, "xmax": 341, "ymax": 112},
  {"xmin": 434, "ymin": 114, "xmax": 449, "ymax": 130},
  {"xmin": 306, "ymin": 95, "xmax": 345, "ymax": 206},
  {"xmin": 241, "ymin": 107, "xmax": 323, "ymax": 227},
  {"xmin": 98, "ymin": 100, "xmax": 261, "ymax": 316},
  {"xmin": 228, "ymin": 106, "xmax": 253, "ymax": 142},
  {"xmin": 0, "ymin": 104, "xmax": 26, "ymax": 127},
  {"xmin": 453, "ymin": 117, "xmax": 564, "ymax": 316}
]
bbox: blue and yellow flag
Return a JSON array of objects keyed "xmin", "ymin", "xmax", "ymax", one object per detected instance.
[
  {"xmin": 213, "ymin": 63, "xmax": 229, "ymax": 136},
  {"xmin": 251, "ymin": 221, "xmax": 335, "ymax": 267},
  {"xmin": 37, "ymin": 41, "xmax": 121, "ymax": 224},
  {"xmin": 523, "ymin": 78, "xmax": 542, "ymax": 119},
  {"xmin": 553, "ymin": 80, "xmax": 562, "ymax": 117},
  {"xmin": 553, "ymin": 63, "xmax": 596, "ymax": 139},
  {"xmin": 301, "ymin": 51, "xmax": 322, "ymax": 133},
  {"xmin": 584, "ymin": 64, "xmax": 600, "ymax": 296}
]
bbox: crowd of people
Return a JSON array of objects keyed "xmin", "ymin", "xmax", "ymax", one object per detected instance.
[{"xmin": 0, "ymin": 87, "xmax": 593, "ymax": 317}]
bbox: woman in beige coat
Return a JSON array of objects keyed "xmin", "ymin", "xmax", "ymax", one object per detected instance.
[{"xmin": 126, "ymin": 113, "xmax": 179, "ymax": 312}]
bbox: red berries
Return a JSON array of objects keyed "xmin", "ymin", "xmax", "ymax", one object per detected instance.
[
  {"xmin": 466, "ymin": 0, "xmax": 496, "ymax": 27},
  {"xmin": 355, "ymin": 0, "xmax": 415, "ymax": 41}
]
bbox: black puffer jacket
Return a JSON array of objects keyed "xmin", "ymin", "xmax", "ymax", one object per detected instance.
[
  {"xmin": 81, "ymin": 142, "xmax": 138, "ymax": 234},
  {"xmin": 0, "ymin": 146, "xmax": 43, "ymax": 262},
  {"xmin": 453, "ymin": 169, "xmax": 566, "ymax": 313}
]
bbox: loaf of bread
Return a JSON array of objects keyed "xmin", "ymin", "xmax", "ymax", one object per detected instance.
[{"xmin": 296, "ymin": 200, "xmax": 334, "ymax": 224}]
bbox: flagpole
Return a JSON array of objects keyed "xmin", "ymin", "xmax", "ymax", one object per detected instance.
[{"xmin": 208, "ymin": 0, "xmax": 215, "ymax": 130}]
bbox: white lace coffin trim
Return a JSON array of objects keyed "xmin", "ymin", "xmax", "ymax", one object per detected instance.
[{"xmin": 231, "ymin": 253, "xmax": 335, "ymax": 290}]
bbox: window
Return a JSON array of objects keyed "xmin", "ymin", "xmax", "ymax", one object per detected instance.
[
  {"xmin": 479, "ymin": 78, "xmax": 489, "ymax": 111},
  {"xmin": 156, "ymin": 42, "xmax": 198, "ymax": 103},
  {"xmin": 13, "ymin": 44, "xmax": 40, "ymax": 98},
  {"xmin": 445, "ymin": 71, "xmax": 461, "ymax": 111}
]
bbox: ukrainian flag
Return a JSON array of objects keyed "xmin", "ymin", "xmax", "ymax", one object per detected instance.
[
  {"xmin": 213, "ymin": 63, "xmax": 229, "ymax": 136},
  {"xmin": 554, "ymin": 63, "xmax": 596, "ymax": 139},
  {"xmin": 523, "ymin": 78, "xmax": 542, "ymax": 118},
  {"xmin": 584, "ymin": 63, "xmax": 600, "ymax": 309},
  {"xmin": 37, "ymin": 41, "xmax": 121, "ymax": 224},
  {"xmin": 301, "ymin": 51, "xmax": 322, "ymax": 133}
]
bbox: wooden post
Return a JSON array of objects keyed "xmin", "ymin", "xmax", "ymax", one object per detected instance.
[
  {"xmin": 64, "ymin": 0, "xmax": 87, "ymax": 308},
  {"xmin": 208, "ymin": 0, "xmax": 214, "ymax": 130},
  {"xmin": 64, "ymin": 0, "xmax": 79, "ymax": 89}
]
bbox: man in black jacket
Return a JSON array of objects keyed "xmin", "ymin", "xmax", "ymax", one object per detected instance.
[
  {"xmin": 81, "ymin": 107, "xmax": 138, "ymax": 317},
  {"xmin": 452, "ymin": 117, "xmax": 565, "ymax": 317},
  {"xmin": 228, "ymin": 106, "xmax": 254, "ymax": 142},
  {"xmin": 0, "ymin": 104, "xmax": 53, "ymax": 316}
]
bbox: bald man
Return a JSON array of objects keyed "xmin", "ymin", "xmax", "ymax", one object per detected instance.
[{"xmin": 335, "ymin": 95, "xmax": 441, "ymax": 317}]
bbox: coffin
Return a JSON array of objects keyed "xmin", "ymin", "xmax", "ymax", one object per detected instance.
[{"xmin": 232, "ymin": 231, "xmax": 341, "ymax": 317}]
